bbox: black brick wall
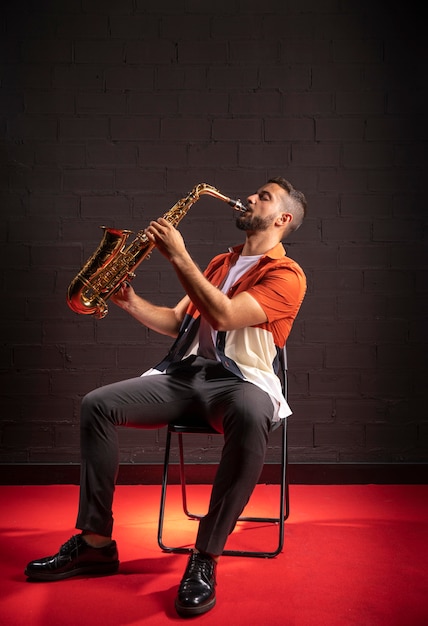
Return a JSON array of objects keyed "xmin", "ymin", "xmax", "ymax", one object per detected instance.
[{"xmin": 1, "ymin": 0, "xmax": 426, "ymax": 467}]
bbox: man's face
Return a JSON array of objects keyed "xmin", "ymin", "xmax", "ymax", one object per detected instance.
[{"xmin": 236, "ymin": 182, "xmax": 288, "ymax": 232}]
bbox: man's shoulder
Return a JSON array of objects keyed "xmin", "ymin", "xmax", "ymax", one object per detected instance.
[{"xmin": 263, "ymin": 254, "xmax": 307, "ymax": 288}]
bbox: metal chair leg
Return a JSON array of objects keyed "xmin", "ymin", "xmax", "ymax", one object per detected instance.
[{"xmin": 157, "ymin": 420, "xmax": 289, "ymax": 558}]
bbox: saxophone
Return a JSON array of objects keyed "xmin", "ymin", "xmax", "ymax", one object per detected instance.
[{"xmin": 66, "ymin": 183, "xmax": 247, "ymax": 319}]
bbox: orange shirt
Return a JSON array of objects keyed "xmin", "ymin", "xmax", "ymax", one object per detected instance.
[{"xmin": 153, "ymin": 242, "xmax": 306, "ymax": 420}]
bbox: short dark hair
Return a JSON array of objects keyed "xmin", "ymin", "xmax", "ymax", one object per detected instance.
[{"xmin": 268, "ymin": 177, "xmax": 307, "ymax": 231}]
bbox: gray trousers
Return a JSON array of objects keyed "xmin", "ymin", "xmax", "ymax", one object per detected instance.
[{"xmin": 76, "ymin": 356, "xmax": 274, "ymax": 555}]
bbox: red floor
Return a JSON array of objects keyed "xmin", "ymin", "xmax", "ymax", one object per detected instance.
[{"xmin": 1, "ymin": 484, "xmax": 427, "ymax": 625}]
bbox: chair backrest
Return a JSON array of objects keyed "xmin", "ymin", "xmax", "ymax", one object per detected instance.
[{"xmin": 278, "ymin": 345, "xmax": 288, "ymax": 399}]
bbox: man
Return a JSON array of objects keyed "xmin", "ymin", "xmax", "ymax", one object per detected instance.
[{"xmin": 25, "ymin": 177, "xmax": 307, "ymax": 618}]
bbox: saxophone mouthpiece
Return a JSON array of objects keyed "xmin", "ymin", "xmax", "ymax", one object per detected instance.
[{"xmin": 230, "ymin": 198, "xmax": 248, "ymax": 213}]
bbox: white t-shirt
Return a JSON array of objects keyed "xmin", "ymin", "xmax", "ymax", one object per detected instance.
[{"xmin": 197, "ymin": 255, "xmax": 262, "ymax": 359}]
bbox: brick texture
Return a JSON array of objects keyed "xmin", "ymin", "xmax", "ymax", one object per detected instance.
[{"xmin": 0, "ymin": 1, "xmax": 426, "ymax": 467}]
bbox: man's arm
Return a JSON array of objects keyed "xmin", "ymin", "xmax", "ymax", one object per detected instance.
[
  {"xmin": 145, "ymin": 218, "xmax": 268, "ymax": 331},
  {"xmin": 111, "ymin": 283, "xmax": 190, "ymax": 338}
]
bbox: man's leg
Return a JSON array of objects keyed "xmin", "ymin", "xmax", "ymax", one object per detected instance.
[
  {"xmin": 77, "ymin": 374, "xmax": 197, "ymax": 538},
  {"xmin": 25, "ymin": 373, "xmax": 199, "ymax": 581},
  {"xmin": 176, "ymin": 375, "xmax": 274, "ymax": 617},
  {"xmin": 195, "ymin": 379, "xmax": 274, "ymax": 555}
]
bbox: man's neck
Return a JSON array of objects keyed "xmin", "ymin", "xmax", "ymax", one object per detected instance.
[{"xmin": 241, "ymin": 232, "xmax": 281, "ymax": 256}]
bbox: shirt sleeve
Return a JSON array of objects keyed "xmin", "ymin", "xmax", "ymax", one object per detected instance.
[{"xmin": 246, "ymin": 264, "xmax": 306, "ymax": 323}]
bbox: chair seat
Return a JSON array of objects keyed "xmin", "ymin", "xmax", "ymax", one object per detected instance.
[{"xmin": 169, "ymin": 418, "xmax": 220, "ymax": 435}]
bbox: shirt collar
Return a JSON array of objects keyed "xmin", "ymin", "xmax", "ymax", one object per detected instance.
[{"xmin": 228, "ymin": 242, "xmax": 286, "ymax": 260}]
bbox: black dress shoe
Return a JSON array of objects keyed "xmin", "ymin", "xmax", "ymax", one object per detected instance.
[
  {"xmin": 25, "ymin": 534, "xmax": 119, "ymax": 581},
  {"xmin": 175, "ymin": 551, "xmax": 217, "ymax": 617}
]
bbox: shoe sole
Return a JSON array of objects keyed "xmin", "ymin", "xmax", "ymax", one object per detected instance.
[
  {"xmin": 25, "ymin": 561, "xmax": 120, "ymax": 582},
  {"xmin": 175, "ymin": 596, "xmax": 216, "ymax": 617}
]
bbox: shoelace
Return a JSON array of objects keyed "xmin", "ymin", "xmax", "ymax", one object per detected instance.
[
  {"xmin": 186, "ymin": 553, "xmax": 214, "ymax": 582},
  {"xmin": 59, "ymin": 535, "xmax": 80, "ymax": 557}
]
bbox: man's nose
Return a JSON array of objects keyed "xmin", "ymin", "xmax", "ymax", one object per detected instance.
[{"xmin": 247, "ymin": 193, "xmax": 257, "ymax": 204}]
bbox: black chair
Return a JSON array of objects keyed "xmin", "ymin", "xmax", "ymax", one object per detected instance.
[{"xmin": 157, "ymin": 348, "xmax": 289, "ymax": 558}]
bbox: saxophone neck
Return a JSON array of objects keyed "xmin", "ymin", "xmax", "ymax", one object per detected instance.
[{"xmin": 193, "ymin": 183, "xmax": 247, "ymax": 212}]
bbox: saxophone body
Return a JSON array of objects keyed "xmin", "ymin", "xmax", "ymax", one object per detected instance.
[{"xmin": 66, "ymin": 183, "xmax": 246, "ymax": 319}]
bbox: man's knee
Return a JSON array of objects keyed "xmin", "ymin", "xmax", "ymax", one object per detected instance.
[{"xmin": 80, "ymin": 387, "xmax": 109, "ymax": 428}]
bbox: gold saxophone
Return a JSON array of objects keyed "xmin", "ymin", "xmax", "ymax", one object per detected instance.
[{"xmin": 66, "ymin": 183, "xmax": 247, "ymax": 319}]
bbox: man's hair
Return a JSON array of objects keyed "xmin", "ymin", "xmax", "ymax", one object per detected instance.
[{"xmin": 268, "ymin": 176, "xmax": 307, "ymax": 231}]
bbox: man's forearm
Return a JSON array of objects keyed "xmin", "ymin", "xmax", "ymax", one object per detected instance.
[
  {"xmin": 114, "ymin": 289, "xmax": 182, "ymax": 337},
  {"xmin": 170, "ymin": 251, "xmax": 231, "ymax": 330}
]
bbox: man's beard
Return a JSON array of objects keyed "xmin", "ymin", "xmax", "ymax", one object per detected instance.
[{"xmin": 235, "ymin": 212, "xmax": 276, "ymax": 232}]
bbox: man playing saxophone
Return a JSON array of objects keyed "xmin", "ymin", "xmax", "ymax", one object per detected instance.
[{"xmin": 25, "ymin": 177, "xmax": 307, "ymax": 618}]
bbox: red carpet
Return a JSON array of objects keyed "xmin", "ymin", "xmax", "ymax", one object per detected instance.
[{"xmin": 1, "ymin": 484, "xmax": 427, "ymax": 626}]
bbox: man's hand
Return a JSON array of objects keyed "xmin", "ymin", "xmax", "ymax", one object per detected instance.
[{"xmin": 145, "ymin": 218, "xmax": 187, "ymax": 262}]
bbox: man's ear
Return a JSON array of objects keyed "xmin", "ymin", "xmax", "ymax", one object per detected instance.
[{"xmin": 276, "ymin": 212, "xmax": 293, "ymax": 226}]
